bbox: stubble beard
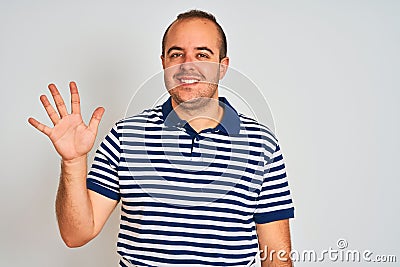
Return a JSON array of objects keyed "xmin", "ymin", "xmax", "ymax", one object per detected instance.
[{"xmin": 171, "ymin": 82, "xmax": 219, "ymax": 113}]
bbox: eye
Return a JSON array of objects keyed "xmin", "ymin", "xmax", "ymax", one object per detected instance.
[
  {"xmin": 170, "ymin": 53, "xmax": 183, "ymax": 58},
  {"xmin": 197, "ymin": 53, "xmax": 210, "ymax": 59}
]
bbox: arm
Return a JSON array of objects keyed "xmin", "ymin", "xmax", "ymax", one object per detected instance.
[
  {"xmin": 29, "ymin": 82, "xmax": 117, "ymax": 247},
  {"xmin": 56, "ymin": 156, "xmax": 117, "ymax": 247},
  {"xmin": 256, "ymin": 219, "xmax": 293, "ymax": 267}
]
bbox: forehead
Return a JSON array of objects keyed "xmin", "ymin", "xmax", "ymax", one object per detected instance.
[{"xmin": 165, "ymin": 18, "xmax": 220, "ymax": 49}]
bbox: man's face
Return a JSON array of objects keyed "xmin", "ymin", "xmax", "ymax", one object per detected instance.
[{"xmin": 161, "ymin": 18, "xmax": 229, "ymax": 109}]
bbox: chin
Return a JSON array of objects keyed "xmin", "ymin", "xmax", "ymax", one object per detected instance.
[
  {"xmin": 175, "ymin": 96, "xmax": 216, "ymax": 112},
  {"xmin": 170, "ymin": 84, "xmax": 218, "ymax": 107},
  {"xmin": 170, "ymin": 87, "xmax": 196, "ymax": 101},
  {"xmin": 173, "ymin": 94, "xmax": 201, "ymax": 105}
]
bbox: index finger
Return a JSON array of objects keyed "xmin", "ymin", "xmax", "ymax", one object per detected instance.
[{"xmin": 69, "ymin": 81, "xmax": 81, "ymax": 114}]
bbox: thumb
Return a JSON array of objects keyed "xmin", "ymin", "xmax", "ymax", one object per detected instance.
[{"xmin": 88, "ymin": 107, "xmax": 105, "ymax": 132}]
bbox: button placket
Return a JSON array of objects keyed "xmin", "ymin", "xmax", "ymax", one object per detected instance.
[{"xmin": 191, "ymin": 134, "xmax": 202, "ymax": 159}]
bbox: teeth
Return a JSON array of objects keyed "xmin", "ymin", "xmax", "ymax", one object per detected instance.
[{"xmin": 180, "ymin": 79, "xmax": 198, "ymax": 84}]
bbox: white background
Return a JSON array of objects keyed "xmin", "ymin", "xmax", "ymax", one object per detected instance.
[{"xmin": 0, "ymin": 0, "xmax": 399, "ymax": 266}]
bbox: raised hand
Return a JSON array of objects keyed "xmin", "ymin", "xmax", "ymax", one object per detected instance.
[{"xmin": 28, "ymin": 82, "xmax": 105, "ymax": 161}]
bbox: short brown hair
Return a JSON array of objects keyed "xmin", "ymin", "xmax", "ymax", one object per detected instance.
[{"xmin": 161, "ymin": 10, "xmax": 227, "ymax": 60}]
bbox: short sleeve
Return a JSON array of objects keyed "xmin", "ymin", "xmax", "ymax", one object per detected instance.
[
  {"xmin": 253, "ymin": 144, "xmax": 295, "ymax": 224},
  {"xmin": 87, "ymin": 125, "xmax": 121, "ymax": 201}
]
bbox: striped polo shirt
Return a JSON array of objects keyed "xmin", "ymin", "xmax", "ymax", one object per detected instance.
[{"xmin": 87, "ymin": 97, "xmax": 294, "ymax": 267}]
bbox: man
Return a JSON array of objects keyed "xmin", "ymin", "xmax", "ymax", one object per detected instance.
[{"xmin": 29, "ymin": 10, "xmax": 294, "ymax": 267}]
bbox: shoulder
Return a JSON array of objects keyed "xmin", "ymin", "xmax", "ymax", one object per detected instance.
[
  {"xmin": 237, "ymin": 113, "xmax": 279, "ymax": 153},
  {"xmin": 238, "ymin": 113, "xmax": 277, "ymax": 141},
  {"xmin": 115, "ymin": 105, "xmax": 164, "ymax": 128}
]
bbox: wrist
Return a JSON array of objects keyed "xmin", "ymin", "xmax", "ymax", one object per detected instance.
[
  {"xmin": 62, "ymin": 155, "xmax": 87, "ymax": 166},
  {"xmin": 61, "ymin": 155, "xmax": 88, "ymax": 181}
]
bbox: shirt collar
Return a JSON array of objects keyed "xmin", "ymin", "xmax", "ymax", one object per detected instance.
[{"xmin": 161, "ymin": 97, "xmax": 240, "ymax": 135}]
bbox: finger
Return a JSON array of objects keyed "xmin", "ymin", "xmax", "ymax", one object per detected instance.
[
  {"xmin": 69, "ymin": 81, "xmax": 81, "ymax": 114},
  {"xmin": 48, "ymin": 83, "xmax": 68, "ymax": 118},
  {"xmin": 28, "ymin": 117, "xmax": 52, "ymax": 136},
  {"xmin": 88, "ymin": 107, "xmax": 105, "ymax": 132},
  {"xmin": 40, "ymin": 95, "xmax": 59, "ymax": 125}
]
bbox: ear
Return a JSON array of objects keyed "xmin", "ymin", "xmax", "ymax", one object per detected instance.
[
  {"xmin": 161, "ymin": 55, "xmax": 166, "ymax": 69},
  {"xmin": 219, "ymin": 57, "xmax": 230, "ymax": 80}
]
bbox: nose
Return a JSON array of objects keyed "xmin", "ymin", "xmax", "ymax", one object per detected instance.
[{"xmin": 180, "ymin": 53, "xmax": 196, "ymax": 71}]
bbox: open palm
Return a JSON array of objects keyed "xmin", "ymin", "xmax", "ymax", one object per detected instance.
[{"xmin": 28, "ymin": 82, "xmax": 104, "ymax": 161}]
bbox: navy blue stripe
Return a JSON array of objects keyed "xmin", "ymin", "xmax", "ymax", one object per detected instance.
[
  {"xmin": 120, "ymin": 160, "xmax": 263, "ymax": 176},
  {"xmin": 268, "ymin": 162, "xmax": 286, "ymax": 173},
  {"xmin": 257, "ymin": 199, "xmax": 293, "ymax": 209},
  {"xmin": 119, "ymin": 259, "xmax": 129, "ymax": 267},
  {"xmin": 121, "ymin": 153, "xmax": 263, "ymax": 167},
  {"xmin": 120, "ymin": 215, "xmax": 254, "ymax": 234},
  {"xmin": 100, "ymin": 142, "xmax": 119, "ymax": 163},
  {"xmin": 119, "ymin": 257, "xmax": 157, "ymax": 267},
  {"xmin": 240, "ymin": 126, "xmax": 277, "ymax": 140},
  {"xmin": 146, "ymin": 112, "xmax": 163, "ymax": 119},
  {"xmin": 120, "ymin": 191, "xmax": 259, "ymax": 211},
  {"xmin": 262, "ymin": 181, "xmax": 289, "ymax": 191},
  {"xmin": 272, "ymin": 153, "xmax": 284, "ymax": 163},
  {"xmin": 121, "ymin": 140, "xmax": 266, "ymax": 155},
  {"xmin": 120, "ymin": 172, "xmax": 263, "ymax": 189},
  {"xmin": 119, "ymin": 174, "xmax": 262, "ymax": 190},
  {"xmin": 260, "ymin": 189, "xmax": 291, "ymax": 200},
  {"xmin": 88, "ymin": 169, "xmax": 118, "ymax": 185},
  {"xmin": 92, "ymin": 154, "xmax": 110, "ymax": 165},
  {"xmin": 90, "ymin": 162, "xmax": 117, "ymax": 176},
  {"xmin": 119, "ymin": 117, "xmax": 145, "ymax": 124},
  {"xmin": 119, "ymin": 182, "xmax": 256, "ymax": 198},
  {"xmin": 265, "ymin": 172, "xmax": 287, "ymax": 182},
  {"xmin": 120, "ymin": 206, "xmax": 253, "ymax": 225},
  {"xmin": 196, "ymin": 143, "xmax": 257, "ymax": 155},
  {"xmin": 118, "ymin": 117, "xmax": 152, "ymax": 124},
  {"xmin": 244, "ymin": 133, "xmax": 274, "ymax": 141},
  {"xmin": 121, "ymin": 141, "xmax": 191, "ymax": 148},
  {"xmin": 196, "ymin": 137, "xmax": 264, "ymax": 148},
  {"xmin": 121, "ymin": 154, "xmax": 263, "ymax": 167},
  {"xmin": 87, "ymin": 180, "xmax": 120, "ymax": 200},
  {"xmin": 120, "ymin": 148, "xmax": 263, "ymax": 157},
  {"xmin": 119, "ymin": 183, "xmax": 260, "ymax": 202},
  {"xmin": 254, "ymin": 207, "xmax": 294, "ymax": 224},
  {"xmin": 120, "ymin": 125, "xmax": 164, "ymax": 132},
  {"xmin": 107, "ymin": 128, "xmax": 122, "ymax": 152},
  {"xmin": 120, "ymin": 191, "xmax": 252, "ymax": 208},
  {"xmin": 121, "ymin": 133, "xmax": 190, "ymax": 140},
  {"xmin": 122, "ymin": 200, "xmax": 255, "ymax": 218},
  {"xmin": 119, "ymin": 166, "xmax": 263, "ymax": 179},
  {"xmin": 262, "ymin": 143, "xmax": 275, "ymax": 154}
]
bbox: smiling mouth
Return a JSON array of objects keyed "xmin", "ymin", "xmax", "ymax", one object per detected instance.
[{"xmin": 179, "ymin": 78, "xmax": 200, "ymax": 84}]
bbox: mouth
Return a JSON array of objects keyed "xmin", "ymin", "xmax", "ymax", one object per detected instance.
[
  {"xmin": 180, "ymin": 79, "xmax": 199, "ymax": 85},
  {"xmin": 175, "ymin": 75, "xmax": 202, "ymax": 85}
]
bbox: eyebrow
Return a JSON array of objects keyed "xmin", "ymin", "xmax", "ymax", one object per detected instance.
[
  {"xmin": 196, "ymin": 46, "xmax": 214, "ymax": 55},
  {"xmin": 167, "ymin": 46, "xmax": 214, "ymax": 55}
]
